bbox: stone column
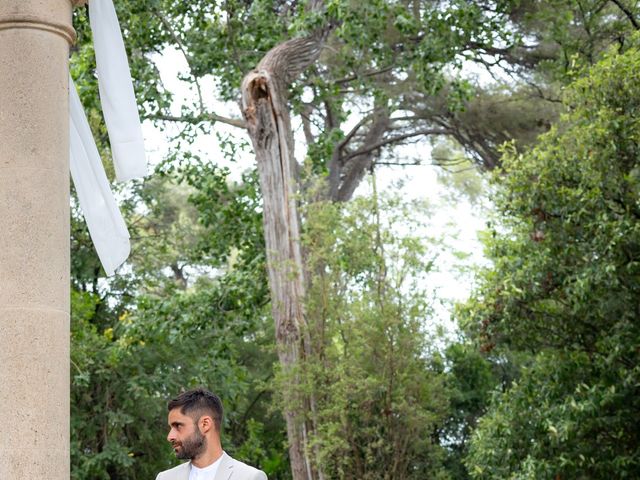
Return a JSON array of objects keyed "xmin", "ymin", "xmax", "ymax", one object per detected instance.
[{"xmin": 0, "ymin": 0, "xmax": 78, "ymax": 477}]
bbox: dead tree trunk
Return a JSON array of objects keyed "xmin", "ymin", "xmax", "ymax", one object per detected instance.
[{"xmin": 240, "ymin": 26, "xmax": 330, "ymax": 480}]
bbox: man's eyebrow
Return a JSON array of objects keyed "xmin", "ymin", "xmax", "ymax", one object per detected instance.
[{"xmin": 169, "ymin": 421, "xmax": 184, "ymax": 427}]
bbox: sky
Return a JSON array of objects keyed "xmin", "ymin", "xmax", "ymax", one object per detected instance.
[{"xmin": 141, "ymin": 47, "xmax": 489, "ymax": 337}]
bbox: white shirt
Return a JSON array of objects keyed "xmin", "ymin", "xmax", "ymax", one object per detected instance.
[{"xmin": 189, "ymin": 454, "xmax": 224, "ymax": 480}]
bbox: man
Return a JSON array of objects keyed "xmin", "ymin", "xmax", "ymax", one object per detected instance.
[{"xmin": 156, "ymin": 388, "xmax": 267, "ymax": 480}]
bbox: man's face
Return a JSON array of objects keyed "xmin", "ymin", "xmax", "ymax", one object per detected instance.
[{"xmin": 167, "ymin": 408, "xmax": 206, "ymax": 460}]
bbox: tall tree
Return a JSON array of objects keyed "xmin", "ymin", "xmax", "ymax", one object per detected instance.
[
  {"xmin": 299, "ymin": 190, "xmax": 450, "ymax": 479},
  {"xmin": 461, "ymin": 41, "xmax": 640, "ymax": 479},
  {"xmin": 239, "ymin": 3, "xmax": 333, "ymax": 475}
]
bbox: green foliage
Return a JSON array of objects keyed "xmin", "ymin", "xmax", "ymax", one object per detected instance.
[
  {"xmin": 499, "ymin": 0, "xmax": 640, "ymax": 81},
  {"xmin": 175, "ymin": 159, "xmax": 264, "ymax": 268},
  {"xmin": 70, "ymin": 168, "xmax": 288, "ymax": 479},
  {"xmin": 467, "ymin": 346, "xmax": 640, "ymax": 479},
  {"xmin": 461, "ymin": 42, "xmax": 640, "ymax": 478},
  {"xmin": 67, "ymin": 3, "xmax": 640, "ymax": 479},
  {"xmin": 438, "ymin": 342, "xmax": 498, "ymax": 479},
  {"xmin": 464, "ymin": 42, "xmax": 640, "ymax": 351},
  {"xmin": 432, "ymin": 140, "xmax": 487, "ymax": 205},
  {"xmin": 70, "ymin": 281, "xmax": 283, "ymax": 479},
  {"xmin": 71, "ymin": 0, "xmax": 523, "ymax": 172},
  {"xmin": 293, "ymin": 189, "xmax": 451, "ymax": 479}
]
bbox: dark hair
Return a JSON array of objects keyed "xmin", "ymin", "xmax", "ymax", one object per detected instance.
[{"xmin": 168, "ymin": 388, "xmax": 223, "ymax": 432}]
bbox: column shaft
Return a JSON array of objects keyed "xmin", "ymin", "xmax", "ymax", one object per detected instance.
[{"xmin": 0, "ymin": 0, "xmax": 73, "ymax": 478}]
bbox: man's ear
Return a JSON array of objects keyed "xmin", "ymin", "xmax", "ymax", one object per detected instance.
[{"xmin": 199, "ymin": 415, "xmax": 213, "ymax": 434}]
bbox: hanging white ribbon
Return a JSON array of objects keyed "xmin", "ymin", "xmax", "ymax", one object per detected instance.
[
  {"xmin": 70, "ymin": 77, "xmax": 130, "ymax": 276},
  {"xmin": 70, "ymin": 0, "xmax": 148, "ymax": 275},
  {"xmin": 89, "ymin": 0, "xmax": 148, "ymax": 182}
]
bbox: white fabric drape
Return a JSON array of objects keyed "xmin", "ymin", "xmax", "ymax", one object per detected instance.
[
  {"xmin": 69, "ymin": 76, "xmax": 130, "ymax": 277},
  {"xmin": 89, "ymin": 0, "xmax": 148, "ymax": 182},
  {"xmin": 69, "ymin": 0, "xmax": 148, "ymax": 276}
]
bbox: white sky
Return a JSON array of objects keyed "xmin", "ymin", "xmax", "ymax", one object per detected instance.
[{"xmin": 141, "ymin": 48, "xmax": 489, "ymax": 337}]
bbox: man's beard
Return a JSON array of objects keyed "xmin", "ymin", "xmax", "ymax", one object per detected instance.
[{"xmin": 174, "ymin": 429, "xmax": 206, "ymax": 460}]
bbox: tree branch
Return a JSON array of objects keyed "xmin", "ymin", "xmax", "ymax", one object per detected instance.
[
  {"xmin": 324, "ymin": 99, "xmax": 338, "ymax": 130},
  {"xmin": 337, "ymin": 114, "xmax": 373, "ymax": 151},
  {"xmin": 300, "ymin": 104, "xmax": 317, "ymax": 145},
  {"xmin": 341, "ymin": 128, "xmax": 448, "ymax": 163},
  {"xmin": 148, "ymin": 112, "xmax": 247, "ymax": 129},
  {"xmin": 610, "ymin": 0, "xmax": 640, "ymax": 30},
  {"xmin": 390, "ymin": 115, "xmax": 427, "ymax": 123},
  {"xmin": 333, "ymin": 66, "xmax": 395, "ymax": 85},
  {"xmin": 151, "ymin": 8, "xmax": 205, "ymax": 112},
  {"xmin": 334, "ymin": 109, "xmax": 391, "ymax": 201},
  {"xmin": 375, "ymin": 161, "xmax": 422, "ymax": 166}
]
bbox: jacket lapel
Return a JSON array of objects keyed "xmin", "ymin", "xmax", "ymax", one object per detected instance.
[
  {"xmin": 213, "ymin": 453, "xmax": 233, "ymax": 480},
  {"xmin": 179, "ymin": 462, "xmax": 191, "ymax": 480}
]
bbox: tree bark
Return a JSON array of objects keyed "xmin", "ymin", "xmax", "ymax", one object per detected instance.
[
  {"xmin": 333, "ymin": 108, "xmax": 391, "ymax": 202},
  {"xmin": 240, "ymin": 28, "xmax": 330, "ymax": 480}
]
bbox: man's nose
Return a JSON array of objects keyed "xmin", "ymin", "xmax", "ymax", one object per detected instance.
[{"xmin": 167, "ymin": 429, "xmax": 175, "ymax": 442}]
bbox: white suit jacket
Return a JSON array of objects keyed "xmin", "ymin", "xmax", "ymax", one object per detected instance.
[{"xmin": 156, "ymin": 453, "xmax": 267, "ymax": 480}]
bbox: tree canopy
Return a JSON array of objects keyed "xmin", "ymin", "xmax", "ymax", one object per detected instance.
[
  {"xmin": 68, "ymin": 1, "xmax": 640, "ymax": 479},
  {"xmin": 463, "ymin": 40, "xmax": 640, "ymax": 479}
]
